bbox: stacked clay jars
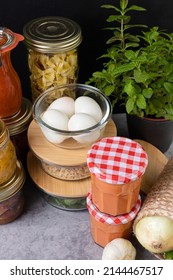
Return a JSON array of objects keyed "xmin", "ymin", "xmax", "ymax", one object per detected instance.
[{"xmin": 86, "ymin": 136, "xmax": 148, "ymax": 247}]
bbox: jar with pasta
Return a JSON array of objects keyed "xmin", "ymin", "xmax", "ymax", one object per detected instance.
[{"xmin": 23, "ymin": 16, "xmax": 82, "ymax": 101}]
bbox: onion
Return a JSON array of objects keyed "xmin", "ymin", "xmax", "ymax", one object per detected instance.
[{"xmin": 135, "ymin": 216, "xmax": 173, "ymax": 253}]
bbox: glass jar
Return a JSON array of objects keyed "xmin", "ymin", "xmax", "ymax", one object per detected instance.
[
  {"xmin": 44, "ymin": 193, "xmax": 87, "ymax": 211},
  {"xmin": 0, "ymin": 27, "xmax": 24, "ymax": 118},
  {"xmin": 87, "ymin": 191, "xmax": 141, "ymax": 247},
  {"xmin": 87, "ymin": 137, "xmax": 148, "ymax": 216},
  {"xmin": 0, "ymin": 160, "xmax": 25, "ymax": 224},
  {"xmin": 2, "ymin": 98, "xmax": 32, "ymax": 167},
  {"xmin": 0, "ymin": 119, "xmax": 17, "ymax": 185},
  {"xmin": 23, "ymin": 16, "xmax": 82, "ymax": 101}
]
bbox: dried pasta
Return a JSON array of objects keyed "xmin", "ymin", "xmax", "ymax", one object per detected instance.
[{"xmin": 28, "ymin": 49, "xmax": 78, "ymax": 101}]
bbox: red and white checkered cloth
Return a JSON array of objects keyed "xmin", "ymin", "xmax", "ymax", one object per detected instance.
[
  {"xmin": 87, "ymin": 137, "xmax": 148, "ymax": 184},
  {"xmin": 87, "ymin": 191, "xmax": 141, "ymax": 225}
]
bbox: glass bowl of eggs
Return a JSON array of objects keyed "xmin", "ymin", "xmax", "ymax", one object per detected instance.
[{"xmin": 32, "ymin": 83, "xmax": 112, "ymax": 149}]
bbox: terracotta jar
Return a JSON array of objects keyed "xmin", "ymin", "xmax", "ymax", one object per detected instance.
[
  {"xmin": 0, "ymin": 27, "xmax": 24, "ymax": 118},
  {"xmin": 87, "ymin": 191, "xmax": 141, "ymax": 247},
  {"xmin": 87, "ymin": 137, "xmax": 148, "ymax": 216}
]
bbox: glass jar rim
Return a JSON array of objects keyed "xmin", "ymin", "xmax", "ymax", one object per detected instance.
[
  {"xmin": 0, "ymin": 119, "xmax": 9, "ymax": 148},
  {"xmin": 2, "ymin": 98, "xmax": 32, "ymax": 135},
  {"xmin": 0, "ymin": 27, "xmax": 24, "ymax": 53}
]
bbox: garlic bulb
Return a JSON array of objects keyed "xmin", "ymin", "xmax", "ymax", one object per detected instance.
[
  {"xmin": 135, "ymin": 216, "xmax": 173, "ymax": 254},
  {"xmin": 102, "ymin": 238, "xmax": 136, "ymax": 260}
]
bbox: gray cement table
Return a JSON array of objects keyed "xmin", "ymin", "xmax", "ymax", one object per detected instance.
[{"xmin": 0, "ymin": 114, "xmax": 172, "ymax": 260}]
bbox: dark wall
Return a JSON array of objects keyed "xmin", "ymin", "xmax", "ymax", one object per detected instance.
[{"xmin": 1, "ymin": 0, "xmax": 173, "ymax": 100}]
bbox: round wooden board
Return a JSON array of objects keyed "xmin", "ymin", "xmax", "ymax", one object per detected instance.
[
  {"xmin": 27, "ymin": 118, "xmax": 117, "ymax": 166},
  {"xmin": 135, "ymin": 139, "xmax": 168, "ymax": 195},
  {"xmin": 27, "ymin": 151, "xmax": 91, "ymax": 197}
]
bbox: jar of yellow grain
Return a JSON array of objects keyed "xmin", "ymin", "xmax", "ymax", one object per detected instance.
[
  {"xmin": 23, "ymin": 16, "xmax": 82, "ymax": 101},
  {"xmin": 0, "ymin": 119, "xmax": 17, "ymax": 185}
]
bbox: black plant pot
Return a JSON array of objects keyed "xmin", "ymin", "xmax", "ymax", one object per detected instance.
[{"xmin": 126, "ymin": 114, "xmax": 173, "ymax": 153}]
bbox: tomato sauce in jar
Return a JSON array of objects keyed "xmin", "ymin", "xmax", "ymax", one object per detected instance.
[
  {"xmin": 87, "ymin": 137, "xmax": 148, "ymax": 216},
  {"xmin": 0, "ymin": 27, "xmax": 24, "ymax": 118},
  {"xmin": 87, "ymin": 191, "xmax": 141, "ymax": 247}
]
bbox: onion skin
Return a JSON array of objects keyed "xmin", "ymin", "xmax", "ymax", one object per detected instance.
[{"xmin": 135, "ymin": 216, "xmax": 173, "ymax": 254}]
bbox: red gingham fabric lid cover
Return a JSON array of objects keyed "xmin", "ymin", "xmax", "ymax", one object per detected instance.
[
  {"xmin": 87, "ymin": 191, "xmax": 141, "ymax": 225},
  {"xmin": 87, "ymin": 137, "xmax": 148, "ymax": 184}
]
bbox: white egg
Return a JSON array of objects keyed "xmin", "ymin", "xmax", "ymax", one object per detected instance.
[
  {"xmin": 42, "ymin": 109, "xmax": 69, "ymax": 130},
  {"xmin": 75, "ymin": 96, "xmax": 102, "ymax": 122},
  {"xmin": 41, "ymin": 109, "xmax": 69, "ymax": 144},
  {"xmin": 41, "ymin": 127, "xmax": 67, "ymax": 144},
  {"xmin": 75, "ymin": 130, "xmax": 101, "ymax": 144},
  {"xmin": 68, "ymin": 113, "xmax": 100, "ymax": 144},
  {"xmin": 68, "ymin": 113, "xmax": 97, "ymax": 131},
  {"xmin": 48, "ymin": 96, "xmax": 75, "ymax": 118}
]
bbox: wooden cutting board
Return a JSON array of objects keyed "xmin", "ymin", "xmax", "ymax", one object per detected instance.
[{"xmin": 135, "ymin": 139, "xmax": 168, "ymax": 194}]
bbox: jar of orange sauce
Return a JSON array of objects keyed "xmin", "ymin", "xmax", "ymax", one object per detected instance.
[
  {"xmin": 87, "ymin": 191, "xmax": 141, "ymax": 247},
  {"xmin": 0, "ymin": 27, "xmax": 24, "ymax": 118},
  {"xmin": 87, "ymin": 137, "xmax": 148, "ymax": 216}
]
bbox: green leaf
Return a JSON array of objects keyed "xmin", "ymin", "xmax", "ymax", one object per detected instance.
[
  {"xmin": 106, "ymin": 37, "xmax": 122, "ymax": 45},
  {"xmin": 125, "ymin": 50, "xmax": 136, "ymax": 59},
  {"xmin": 134, "ymin": 69, "xmax": 150, "ymax": 83},
  {"xmin": 126, "ymin": 97, "xmax": 135, "ymax": 113},
  {"xmin": 92, "ymin": 71, "xmax": 107, "ymax": 79},
  {"xmin": 126, "ymin": 5, "xmax": 146, "ymax": 12},
  {"xmin": 124, "ymin": 34, "xmax": 140, "ymax": 42},
  {"xmin": 125, "ymin": 42, "xmax": 140, "ymax": 49},
  {"xmin": 104, "ymin": 85, "xmax": 115, "ymax": 96},
  {"xmin": 165, "ymin": 104, "xmax": 173, "ymax": 115},
  {"xmin": 164, "ymin": 82, "xmax": 173, "ymax": 93},
  {"xmin": 136, "ymin": 94, "xmax": 146, "ymax": 109},
  {"xmin": 112, "ymin": 63, "xmax": 135, "ymax": 75},
  {"xmin": 164, "ymin": 250, "xmax": 173, "ymax": 260},
  {"xmin": 101, "ymin": 4, "xmax": 121, "ymax": 13},
  {"xmin": 124, "ymin": 81, "xmax": 136, "ymax": 97},
  {"xmin": 142, "ymin": 88, "xmax": 153, "ymax": 98},
  {"xmin": 120, "ymin": 0, "xmax": 128, "ymax": 10},
  {"xmin": 124, "ymin": 24, "xmax": 148, "ymax": 30},
  {"xmin": 107, "ymin": 15, "xmax": 130, "ymax": 23}
]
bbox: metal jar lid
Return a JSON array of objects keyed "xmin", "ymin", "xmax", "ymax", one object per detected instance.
[
  {"xmin": 0, "ymin": 160, "xmax": 25, "ymax": 202},
  {"xmin": 2, "ymin": 98, "xmax": 32, "ymax": 136},
  {"xmin": 23, "ymin": 16, "xmax": 82, "ymax": 53}
]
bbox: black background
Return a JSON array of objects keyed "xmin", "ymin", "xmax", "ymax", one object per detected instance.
[{"xmin": 1, "ymin": 0, "xmax": 173, "ymax": 101}]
